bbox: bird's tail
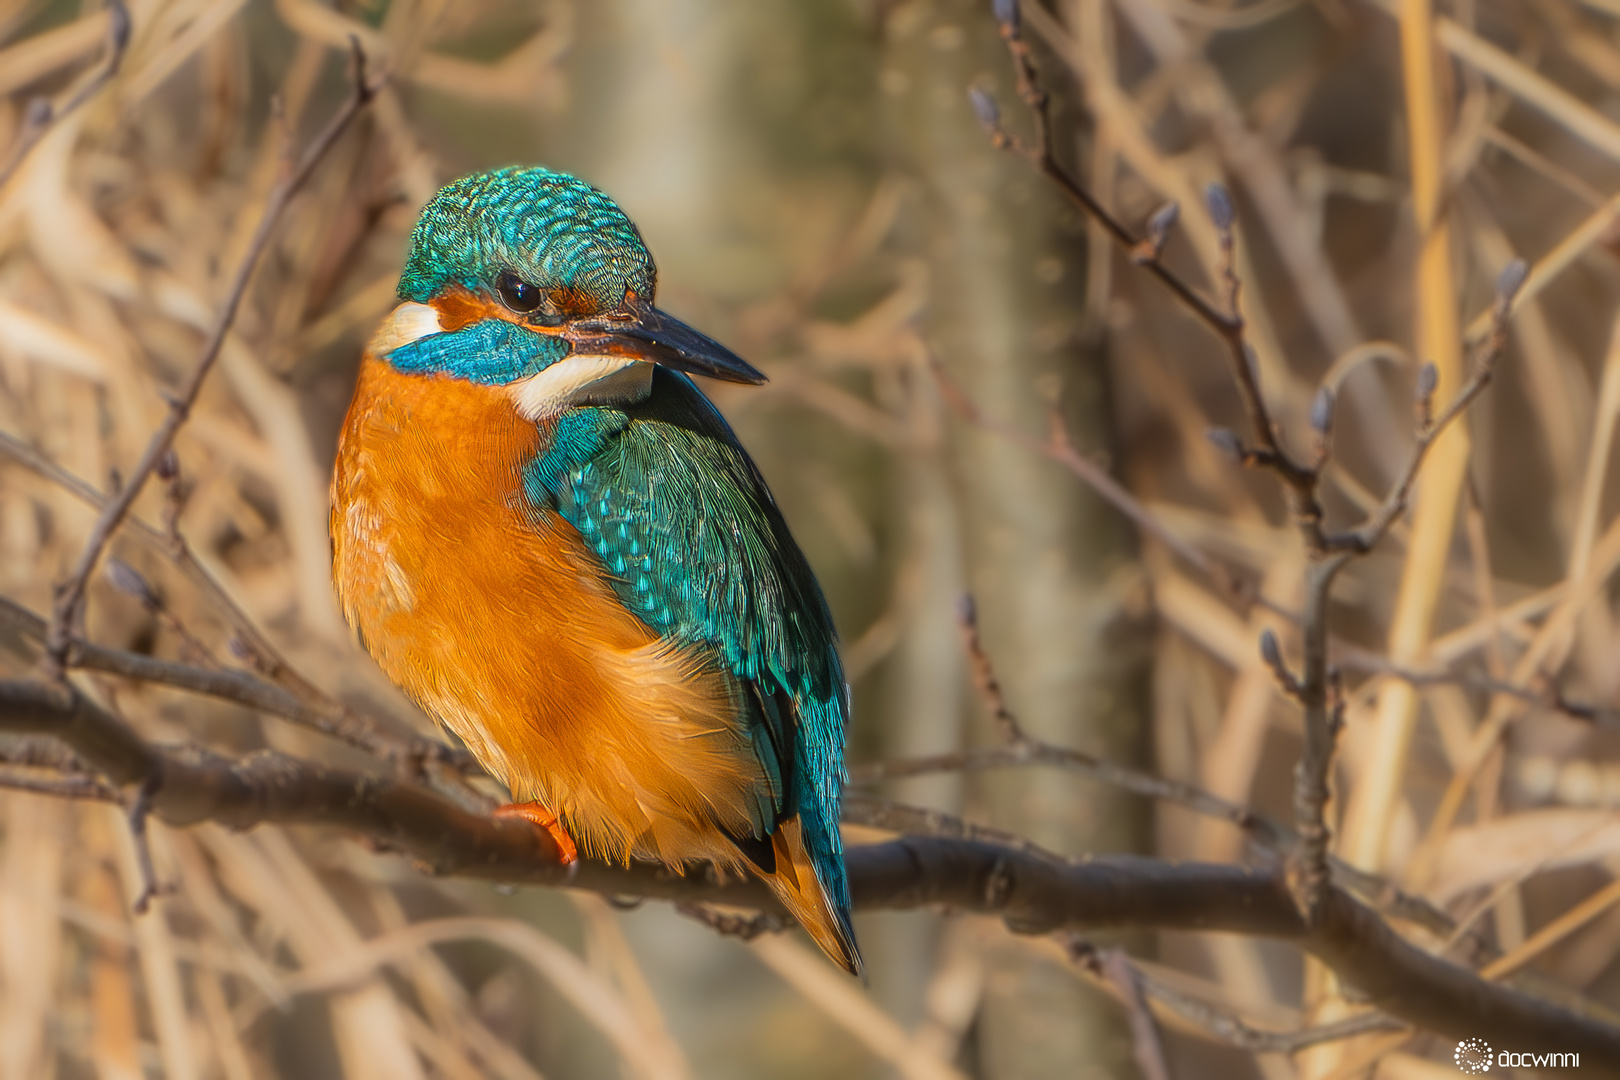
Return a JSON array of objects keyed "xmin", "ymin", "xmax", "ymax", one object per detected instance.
[{"xmin": 760, "ymin": 816, "xmax": 864, "ymax": 977}]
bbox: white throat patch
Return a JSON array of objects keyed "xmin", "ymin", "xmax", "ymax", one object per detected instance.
[
  {"xmin": 507, "ymin": 355, "xmax": 649, "ymax": 420},
  {"xmin": 368, "ymin": 302, "xmax": 443, "ymax": 356}
]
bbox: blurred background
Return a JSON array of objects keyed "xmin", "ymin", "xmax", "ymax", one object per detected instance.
[{"xmin": 2, "ymin": 0, "xmax": 1620, "ymax": 1076}]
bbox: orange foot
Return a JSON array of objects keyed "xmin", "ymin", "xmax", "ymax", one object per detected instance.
[{"xmin": 495, "ymin": 801, "xmax": 579, "ymax": 866}]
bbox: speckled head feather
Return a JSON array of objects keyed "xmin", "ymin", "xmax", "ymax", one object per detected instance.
[{"xmin": 397, "ymin": 166, "xmax": 657, "ymax": 311}]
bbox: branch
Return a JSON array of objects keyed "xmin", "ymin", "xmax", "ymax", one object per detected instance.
[
  {"xmin": 973, "ymin": 7, "xmax": 1322, "ymax": 528},
  {"xmin": 2, "ymin": 676, "xmax": 1616, "ymax": 1060},
  {"xmin": 851, "ymin": 612, "xmax": 1471, "ymax": 945},
  {"xmin": 0, "ymin": 1, "xmax": 130, "ymax": 191},
  {"xmin": 0, "ymin": 594, "xmax": 476, "ymax": 780},
  {"xmin": 1084, "ymin": 939, "xmax": 1408, "ymax": 1056},
  {"xmin": 3, "ymin": 589, "xmax": 1470, "ymax": 946},
  {"xmin": 1322, "ymin": 260, "xmax": 1525, "ymax": 557},
  {"xmin": 1289, "ymin": 263, "xmax": 1524, "ymax": 921},
  {"xmin": 1084, "ymin": 946, "xmax": 1174, "ymax": 1080},
  {"xmin": 977, "ymin": 0, "xmax": 1530, "ymax": 930},
  {"xmin": 41, "ymin": 41, "xmax": 383, "ymax": 673},
  {"xmin": 0, "ymin": 678, "xmax": 572, "ymax": 871}
]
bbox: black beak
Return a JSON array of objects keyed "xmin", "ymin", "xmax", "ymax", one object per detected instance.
[{"xmin": 568, "ymin": 296, "xmax": 767, "ymax": 385}]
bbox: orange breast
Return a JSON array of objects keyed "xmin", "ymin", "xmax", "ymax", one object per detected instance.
[{"xmin": 331, "ymin": 355, "xmax": 768, "ymax": 868}]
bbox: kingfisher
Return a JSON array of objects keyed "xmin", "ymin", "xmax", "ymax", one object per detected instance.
[{"xmin": 330, "ymin": 166, "xmax": 861, "ymax": 975}]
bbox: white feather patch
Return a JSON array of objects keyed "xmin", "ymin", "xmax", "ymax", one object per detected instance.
[
  {"xmin": 367, "ymin": 302, "xmax": 443, "ymax": 357},
  {"xmin": 508, "ymin": 354, "xmax": 645, "ymax": 420}
]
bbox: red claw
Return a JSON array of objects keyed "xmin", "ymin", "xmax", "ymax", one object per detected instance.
[{"xmin": 495, "ymin": 801, "xmax": 579, "ymax": 866}]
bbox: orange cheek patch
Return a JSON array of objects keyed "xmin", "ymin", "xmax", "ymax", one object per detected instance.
[{"xmin": 431, "ymin": 289, "xmax": 515, "ymax": 332}]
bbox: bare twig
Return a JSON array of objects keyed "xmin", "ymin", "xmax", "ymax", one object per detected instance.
[
  {"xmin": 978, "ymin": 0, "xmax": 1529, "ymax": 931},
  {"xmin": 1069, "ymin": 944, "xmax": 1173, "ymax": 1080},
  {"xmin": 1289, "ymin": 262, "xmax": 1525, "ymax": 922},
  {"xmin": 977, "ymin": 7, "xmax": 1324, "ymax": 529},
  {"xmin": 1321, "ymin": 262, "xmax": 1525, "ymax": 557},
  {"xmin": 956, "ymin": 595, "xmax": 1024, "ymax": 745},
  {"xmin": 0, "ymin": 595, "xmax": 478, "ymax": 779},
  {"xmin": 931, "ymin": 359, "xmax": 1246, "ymax": 597},
  {"xmin": 851, "ymin": 721, "xmax": 1288, "ymax": 850},
  {"xmin": 842, "ymin": 793, "xmax": 1065, "ymax": 865},
  {"xmin": 127, "ymin": 770, "xmax": 170, "ymax": 914},
  {"xmin": 104, "ymin": 559, "xmax": 219, "ymax": 668},
  {"xmin": 41, "ymin": 41, "xmax": 383, "ymax": 674},
  {"xmin": 0, "ymin": 766, "xmax": 118, "ymax": 802},
  {"xmin": 0, "ymin": 1, "xmax": 130, "ymax": 191},
  {"xmin": 1073, "ymin": 937, "xmax": 1408, "ymax": 1056}
]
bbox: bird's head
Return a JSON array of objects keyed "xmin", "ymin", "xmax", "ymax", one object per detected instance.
[{"xmin": 371, "ymin": 166, "xmax": 764, "ymax": 419}]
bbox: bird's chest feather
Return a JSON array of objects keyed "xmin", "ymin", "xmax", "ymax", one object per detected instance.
[{"xmin": 330, "ymin": 356, "xmax": 764, "ymax": 861}]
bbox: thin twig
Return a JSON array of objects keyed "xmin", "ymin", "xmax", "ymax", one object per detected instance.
[
  {"xmin": 127, "ymin": 770, "xmax": 169, "ymax": 914},
  {"xmin": 955, "ymin": 594, "xmax": 1024, "ymax": 745},
  {"xmin": 842, "ymin": 793, "xmax": 1066, "ymax": 865},
  {"xmin": 0, "ymin": 766, "xmax": 119, "ymax": 802},
  {"xmin": 42, "ymin": 41, "xmax": 383, "ymax": 674},
  {"xmin": 979, "ymin": 0, "xmax": 1530, "ymax": 930},
  {"xmin": 977, "ymin": 5, "xmax": 1323, "ymax": 530},
  {"xmin": 1073, "ymin": 935, "xmax": 1408, "ymax": 1056},
  {"xmin": 1288, "ymin": 262, "xmax": 1525, "ymax": 922},
  {"xmin": 104, "ymin": 559, "xmax": 220, "ymax": 669},
  {"xmin": 852, "ymin": 733, "xmax": 1287, "ymax": 850},
  {"xmin": 1069, "ymin": 943, "xmax": 1173, "ymax": 1080},
  {"xmin": 0, "ymin": 1, "xmax": 130, "ymax": 191},
  {"xmin": 865, "ymin": 571, "xmax": 1467, "ymax": 935},
  {"xmin": 0, "ymin": 594, "xmax": 478, "ymax": 778},
  {"xmin": 1322, "ymin": 264, "xmax": 1524, "ymax": 557}
]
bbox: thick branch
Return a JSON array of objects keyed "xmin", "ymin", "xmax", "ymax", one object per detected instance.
[
  {"xmin": 1, "ymin": 677, "xmax": 1617, "ymax": 1065},
  {"xmin": 0, "ymin": 595, "xmax": 471, "ymax": 775}
]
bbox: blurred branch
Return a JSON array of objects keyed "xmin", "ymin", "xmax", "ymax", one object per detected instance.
[
  {"xmin": 1085, "ymin": 946, "xmax": 1173, "ymax": 1080},
  {"xmin": 3, "ymin": 587, "xmax": 1465, "ymax": 943},
  {"xmin": 0, "ymin": 765, "xmax": 118, "ymax": 802},
  {"xmin": 1072, "ymin": 937, "xmax": 1408, "ymax": 1056},
  {"xmin": 41, "ymin": 40, "xmax": 383, "ymax": 675},
  {"xmin": 976, "ymin": 0, "xmax": 1527, "ymax": 929},
  {"xmin": 0, "ymin": 0, "xmax": 129, "ymax": 191},
  {"xmin": 932, "ymin": 360, "xmax": 1228, "ymax": 585},
  {"xmin": 0, "ymin": 673, "xmax": 1615, "ymax": 1061},
  {"xmin": 0, "ymin": 593, "xmax": 477, "ymax": 779},
  {"xmin": 972, "ymin": 16, "xmax": 1318, "ymax": 512},
  {"xmin": 842, "ymin": 793, "xmax": 1065, "ymax": 864},
  {"xmin": 0, "ymin": 678, "xmax": 571, "ymax": 868},
  {"xmin": 852, "ymin": 594, "xmax": 1469, "ymax": 945}
]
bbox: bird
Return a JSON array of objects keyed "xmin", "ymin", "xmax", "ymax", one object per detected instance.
[{"xmin": 330, "ymin": 165, "xmax": 862, "ymax": 976}]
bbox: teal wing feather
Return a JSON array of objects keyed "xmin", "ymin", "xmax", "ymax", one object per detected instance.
[{"xmin": 523, "ymin": 369, "xmax": 853, "ymax": 920}]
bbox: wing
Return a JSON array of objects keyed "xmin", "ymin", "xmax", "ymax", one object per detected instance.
[{"xmin": 523, "ymin": 369, "xmax": 850, "ymax": 897}]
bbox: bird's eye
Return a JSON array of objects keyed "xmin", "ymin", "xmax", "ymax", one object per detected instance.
[{"xmin": 496, "ymin": 271, "xmax": 545, "ymax": 314}]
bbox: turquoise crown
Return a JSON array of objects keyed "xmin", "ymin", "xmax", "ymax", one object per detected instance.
[{"xmin": 397, "ymin": 166, "xmax": 656, "ymax": 311}]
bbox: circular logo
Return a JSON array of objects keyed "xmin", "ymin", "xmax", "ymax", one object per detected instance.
[{"xmin": 1455, "ymin": 1038, "xmax": 1492, "ymax": 1074}]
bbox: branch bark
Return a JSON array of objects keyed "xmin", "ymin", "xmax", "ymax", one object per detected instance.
[{"xmin": 2, "ymin": 676, "xmax": 1617, "ymax": 1068}]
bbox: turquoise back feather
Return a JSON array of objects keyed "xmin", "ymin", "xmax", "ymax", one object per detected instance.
[{"xmin": 524, "ymin": 369, "xmax": 853, "ymax": 927}]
